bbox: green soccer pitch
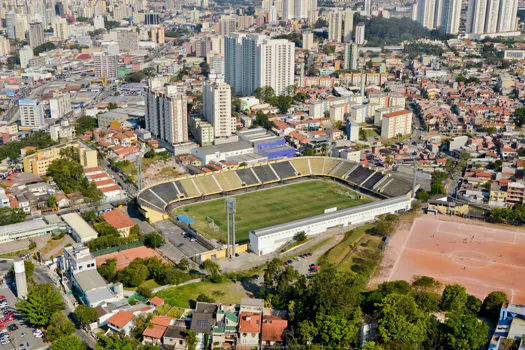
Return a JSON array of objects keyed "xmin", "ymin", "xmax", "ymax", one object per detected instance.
[{"xmin": 172, "ymin": 180, "xmax": 373, "ymax": 243}]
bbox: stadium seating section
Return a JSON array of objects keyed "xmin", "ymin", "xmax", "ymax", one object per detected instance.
[
  {"xmin": 270, "ymin": 161, "xmax": 297, "ymax": 180},
  {"xmin": 137, "ymin": 157, "xmax": 415, "ymax": 212},
  {"xmin": 253, "ymin": 165, "xmax": 279, "ymax": 183},
  {"xmin": 236, "ymin": 168, "xmax": 260, "ymax": 186},
  {"xmin": 290, "ymin": 158, "xmax": 311, "ymax": 176}
]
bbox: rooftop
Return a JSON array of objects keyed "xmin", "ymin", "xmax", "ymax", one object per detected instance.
[
  {"xmin": 101, "ymin": 210, "xmax": 135, "ymax": 229},
  {"xmin": 61, "ymin": 212, "xmax": 98, "ymax": 242},
  {"xmin": 108, "ymin": 311, "xmax": 134, "ymax": 328}
]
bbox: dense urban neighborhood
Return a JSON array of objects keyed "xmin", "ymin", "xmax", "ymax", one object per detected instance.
[{"xmin": 0, "ymin": 0, "xmax": 524, "ymax": 349}]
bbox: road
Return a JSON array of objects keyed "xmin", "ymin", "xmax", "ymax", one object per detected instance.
[{"xmin": 152, "ymin": 220, "xmax": 209, "ymax": 262}]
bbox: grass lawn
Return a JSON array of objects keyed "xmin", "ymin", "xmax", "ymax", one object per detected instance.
[
  {"xmin": 317, "ymin": 223, "xmax": 383, "ymax": 279},
  {"xmin": 173, "ymin": 180, "xmax": 372, "ymax": 242},
  {"xmin": 156, "ymin": 280, "xmax": 250, "ymax": 308}
]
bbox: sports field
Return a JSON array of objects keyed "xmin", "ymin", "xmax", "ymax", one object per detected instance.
[
  {"xmin": 375, "ymin": 215, "xmax": 525, "ymax": 303},
  {"xmin": 172, "ymin": 180, "xmax": 372, "ymax": 243}
]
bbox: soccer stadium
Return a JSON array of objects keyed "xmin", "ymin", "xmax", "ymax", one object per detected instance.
[{"xmin": 136, "ymin": 156, "xmax": 415, "ymax": 254}]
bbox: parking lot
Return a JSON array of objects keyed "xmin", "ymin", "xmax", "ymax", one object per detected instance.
[
  {"xmin": 153, "ymin": 220, "xmax": 209, "ymax": 261},
  {"xmin": 0, "ymin": 287, "xmax": 46, "ymax": 350}
]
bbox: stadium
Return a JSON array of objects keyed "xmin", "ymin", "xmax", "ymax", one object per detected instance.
[{"xmin": 136, "ymin": 156, "xmax": 415, "ymax": 255}]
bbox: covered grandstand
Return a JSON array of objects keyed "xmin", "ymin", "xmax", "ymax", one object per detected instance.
[{"xmin": 137, "ymin": 156, "xmax": 416, "ymax": 222}]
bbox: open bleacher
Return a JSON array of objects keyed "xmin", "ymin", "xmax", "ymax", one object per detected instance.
[
  {"xmin": 150, "ymin": 181, "xmax": 179, "ymax": 204},
  {"xmin": 253, "ymin": 165, "xmax": 279, "ymax": 183},
  {"xmin": 347, "ymin": 166, "xmax": 375, "ymax": 184},
  {"xmin": 362, "ymin": 172, "xmax": 386, "ymax": 189},
  {"xmin": 178, "ymin": 178, "xmax": 201, "ymax": 198},
  {"xmin": 270, "ymin": 161, "xmax": 297, "ymax": 180},
  {"xmin": 330, "ymin": 161, "xmax": 357, "ymax": 178},
  {"xmin": 236, "ymin": 168, "xmax": 260, "ymax": 186},
  {"xmin": 308, "ymin": 157, "xmax": 325, "ymax": 175},
  {"xmin": 193, "ymin": 175, "xmax": 221, "ymax": 195},
  {"xmin": 290, "ymin": 158, "xmax": 311, "ymax": 176},
  {"xmin": 322, "ymin": 159, "xmax": 342, "ymax": 174},
  {"xmin": 137, "ymin": 156, "xmax": 417, "ymax": 217},
  {"xmin": 214, "ymin": 172, "xmax": 243, "ymax": 191}
]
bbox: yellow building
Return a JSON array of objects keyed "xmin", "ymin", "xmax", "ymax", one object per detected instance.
[
  {"xmin": 23, "ymin": 143, "xmax": 98, "ymax": 176},
  {"xmin": 428, "ymin": 196, "xmax": 469, "ymax": 216}
]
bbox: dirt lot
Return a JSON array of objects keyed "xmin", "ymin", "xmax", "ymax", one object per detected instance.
[{"xmin": 373, "ymin": 214, "xmax": 525, "ymax": 303}]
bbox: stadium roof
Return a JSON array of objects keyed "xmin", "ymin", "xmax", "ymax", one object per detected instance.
[{"xmin": 250, "ymin": 195, "xmax": 411, "ymax": 238}]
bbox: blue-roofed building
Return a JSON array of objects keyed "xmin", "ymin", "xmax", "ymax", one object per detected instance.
[{"xmin": 237, "ymin": 127, "xmax": 294, "ymax": 161}]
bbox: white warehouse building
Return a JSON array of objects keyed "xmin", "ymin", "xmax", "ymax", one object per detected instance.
[{"xmin": 249, "ymin": 195, "xmax": 413, "ymax": 255}]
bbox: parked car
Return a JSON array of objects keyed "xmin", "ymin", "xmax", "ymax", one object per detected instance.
[
  {"xmin": 8, "ymin": 324, "xmax": 17, "ymax": 332},
  {"xmin": 0, "ymin": 324, "xmax": 6, "ymax": 329},
  {"xmin": 284, "ymin": 261, "xmax": 290, "ymax": 265}
]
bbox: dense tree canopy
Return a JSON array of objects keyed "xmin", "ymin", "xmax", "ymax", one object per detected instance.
[
  {"xmin": 0, "ymin": 131, "xmax": 55, "ymax": 162},
  {"xmin": 50, "ymin": 335, "xmax": 87, "ymax": 350},
  {"xmin": 482, "ymin": 291, "xmax": 508, "ymax": 317},
  {"xmin": 48, "ymin": 158, "xmax": 102, "ymax": 201},
  {"xmin": 74, "ymin": 305, "xmax": 99, "ymax": 325},
  {"xmin": 0, "ymin": 207, "xmax": 26, "ymax": 226},
  {"xmin": 46, "ymin": 311, "xmax": 76, "ymax": 342},
  {"xmin": 17, "ymin": 284, "xmax": 65, "ymax": 326}
]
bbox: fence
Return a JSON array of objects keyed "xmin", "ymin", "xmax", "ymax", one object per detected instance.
[{"xmin": 91, "ymin": 240, "xmax": 145, "ymax": 257}]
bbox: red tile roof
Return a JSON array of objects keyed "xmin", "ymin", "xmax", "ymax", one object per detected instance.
[
  {"xmin": 261, "ymin": 316, "xmax": 288, "ymax": 342},
  {"xmin": 149, "ymin": 296, "xmax": 165, "ymax": 307},
  {"xmin": 101, "ymin": 210, "xmax": 135, "ymax": 229},
  {"xmin": 143, "ymin": 324, "xmax": 168, "ymax": 339},
  {"xmin": 151, "ymin": 315, "xmax": 172, "ymax": 327},
  {"xmin": 108, "ymin": 311, "xmax": 134, "ymax": 328},
  {"xmin": 239, "ymin": 312, "xmax": 261, "ymax": 333}
]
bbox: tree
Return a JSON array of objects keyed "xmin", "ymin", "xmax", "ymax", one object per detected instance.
[
  {"xmin": 0, "ymin": 207, "xmax": 26, "ymax": 226},
  {"xmin": 184, "ymin": 330, "xmax": 197, "ymax": 350},
  {"xmin": 416, "ymin": 191, "xmax": 430, "ymax": 202},
  {"xmin": 17, "ymin": 284, "xmax": 65, "ymax": 327},
  {"xmin": 316, "ymin": 313, "xmax": 359, "ymax": 347},
  {"xmin": 51, "ymin": 335, "xmax": 87, "ymax": 350},
  {"xmin": 178, "ymin": 257, "xmax": 190, "ymax": 270},
  {"xmin": 482, "ymin": 291, "xmax": 508, "ymax": 317},
  {"xmin": 97, "ymin": 334, "xmax": 136, "ymax": 350},
  {"xmin": 98, "ymin": 258, "xmax": 117, "ymax": 281},
  {"xmin": 295, "ymin": 231, "xmax": 307, "ymax": 242},
  {"xmin": 106, "ymin": 102, "xmax": 118, "ymax": 110},
  {"xmin": 33, "ymin": 42, "xmax": 57, "ymax": 56},
  {"xmin": 442, "ymin": 313, "xmax": 489, "ymax": 350},
  {"xmin": 297, "ymin": 319, "xmax": 318, "ymax": 345},
  {"xmin": 75, "ymin": 115, "xmax": 97, "ymax": 134},
  {"xmin": 48, "ymin": 158, "xmax": 102, "ymax": 201},
  {"xmin": 46, "ymin": 311, "xmax": 76, "ymax": 342},
  {"xmin": 441, "ymin": 284, "xmax": 468, "ymax": 312},
  {"xmin": 202, "ymin": 259, "xmax": 221, "ymax": 276},
  {"xmin": 143, "ymin": 232, "xmax": 165, "ymax": 248},
  {"xmin": 254, "ymin": 86, "xmax": 275, "ymax": 101},
  {"xmin": 74, "ymin": 305, "xmax": 99, "ymax": 326},
  {"xmin": 376, "ymin": 293, "xmax": 429, "ymax": 345},
  {"xmin": 130, "ymin": 225, "xmax": 140, "ymax": 237},
  {"xmin": 120, "ymin": 264, "xmax": 149, "ymax": 287},
  {"xmin": 48, "ymin": 195, "xmax": 57, "ymax": 208}
]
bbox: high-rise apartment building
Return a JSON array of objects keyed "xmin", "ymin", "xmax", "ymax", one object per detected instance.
[
  {"xmin": 328, "ymin": 9, "xmax": 354, "ymax": 43},
  {"xmin": 355, "ymin": 22, "xmax": 365, "ymax": 45},
  {"xmin": 19, "ymin": 45, "xmax": 34, "ymax": 69},
  {"xmin": 19, "ymin": 99, "xmax": 44, "ymax": 129},
  {"xmin": 113, "ymin": 28, "xmax": 139, "ymax": 51},
  {"xmin": 203, "ymin": 80, "xmax": 235, "ymax": 138},
  {"xmin": 218, "ymin": 16, "xmax": 237, "ymax": 36},
  {"xmin": 151, "ymin": 26, "xmax": 165, "ymax": 45},
  {"xmin": 282, "ymin": 0, "xmax": 294, "ymax": 19},
  {"xmin": 225, "ymin": 34, "xmax": 295, "ymax": 96},
  {"xmin": 381, "ymin": 109, "xmax": 412, "ymax": 139},
  {"xmin": 416, "ymin": 0, "xmax": 437, "ymax": 29},
  {"xmin": 302, "ymin": 32, "xmax": 314, "ymax": 50},
  {"xmin": 344, "ymin": 42, "xmax": 359, "ymax": 71},
  {"xmin": 28, "ymin": 22, "xmax": 44, "ymax": 48},
  {"xmin": 49, "ymin": 92, "xmax": 72, "ymax": 119},
  {"xmin": 0, "ymin": 37, "xmax": 10, "ymax": 56},
  {"xmin": 53, "ymin": 18, "xmax": 69, "ymax": 41},
  {"xmin": 93, "ymin": 52, "xmax": 118, "ymax": 79},
  {"xmin": 145, "ymin": 88, "xmax": 189, "ymax": 148},
  {"xmin": 441, "ymin": 0, "xmax": 462, "ymax": 34}
]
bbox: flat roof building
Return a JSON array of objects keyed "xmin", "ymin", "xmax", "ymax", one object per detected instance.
[
  {"xmin": 0, "ymin": 218, "xmax": 65, "ymax": 245},
  {"xmin": 62, "ymin": 213, "xmax": 98, "ymax": 243}
]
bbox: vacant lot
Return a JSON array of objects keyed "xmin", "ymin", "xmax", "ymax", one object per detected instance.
[
  {"xmin": 172, "ymin": 180, "xmax": 372, "ymax": 242},
  {"xmin": 156, "ymin": 280, "xmax": 251, "ymax": 308},
  {"xmin": 377, "ymin": 215, "xmax": 525, "ymax": 303}
]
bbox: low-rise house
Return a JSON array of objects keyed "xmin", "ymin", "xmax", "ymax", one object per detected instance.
[
  {"xmin": 164, "ymin": 320, "xmax": 189, "ymax": 349},
  {"xmin": 238, "ymin": 312, "xmax": 262, "ymax": 349},
  {"xmin": 191, "ymin": 302, "xmax": 218, "ymax": 349},
  {"xmin": 143, "ymin": 316, "xmax": 173, "ymax": 346},
  {"xmin": 107, "ymin": 311, "xmax": 135, "ymax": 335},
  {"xmin": 213, "ymin": 304, "xmax": 238, "ymax": 349},
  {"xmin": 261, "ymin": 315, "xmax": 288, "ymax": 349},
  {"xmin": 101, "ymin": 210, "xmax": 136, "ymax": 237}
]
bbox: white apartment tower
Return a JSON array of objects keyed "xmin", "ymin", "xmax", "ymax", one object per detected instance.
[
  {"xmin": 465, "ymin": 0, "xmax": 518, "ymax": 35},
  {"xmin": 302, "ymin": 32, "xmax": 314, "ymax": 50},
  {"xmin": 225, "ymin": 34, "xmax": 295, "ymax": 96},
  {"xmin": 441, "ymin": 0, "xmax": 462, "ymax": 34},
  {"xmin": 93, "ymin": 53, "xmax": 118, "ymax": 79},
  {"xmin": 145, "ymin": 88, "xmax": 189, "ymax": 147},
  {"xmin": 49, "ymin": 92, "xmax": 72, "ymax": 119},
  {"xmin": 466, "ymin": 0, "xmax": 488, "ymax": 34},
  {"xmin": 19, "ymin": 99, "xmax": 44, "ymax": 129},
  {"xmin": 328, "ymin": 10, "xmax": 354, "ymax": 43},
  {"xmin": 355, "ymin": 22, "xmax": 365, "ymax": 45},
  {"xmin": 203, "ymin": 80, "xmax": 235, "ymax": 138}
]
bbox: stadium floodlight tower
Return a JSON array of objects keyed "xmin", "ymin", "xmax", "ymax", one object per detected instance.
[
  {"xmin": 13, "ymin": 260, "xmax": 27, "ymax": 299},
  {"xmin": 226, "ymin": 197, "xmax": 236, "ymax": 259},
  {"xmin": 137, "ymin": 156, "xmax": 144, "ymax": 191}
]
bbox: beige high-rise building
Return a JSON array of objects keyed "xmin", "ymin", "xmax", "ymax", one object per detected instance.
[
  {"xmin": 28, "ymin": 22, "xmax": 44, "ymax": 48},
  {"xmin": 225, "ymin": 34, "xmax": 295, "ymax": 96},
  {"xmin": 302, "ymin": 32, "xmax": 314, "ymax": 50},
  {"xmin": 203, "ymin": 80, "xmax": 234, "ymax": 138},
  {"xmin": 329, "ymin": 9, "xmax": 354, "ymax": 42},
  {"xmin": 218, "ymin": 16, "xmax": 237, "ymax": 35},
  {"xmin": 53, "ymin": 18, "xmax": 69, "ymax": 41},
  {"xmin": 145, "ymin": 88, "xmax": 189, "ymax": 148},
  {"xmin": 151, "ymin": 26, "xmax": 165, "ymax": 45},
  {"xmin": 381, "ymin": 109, "xmax": 412, "ymax": 139},
  {"xmin": 0, "ymin": 37, "xmax": 10, "ymax": 56},
  {"xmin": 93, "ymin": 52, "xmax": 118, "ymax": 79},
  {"xmin": 113, "ymin": 28, "xmax": 139, "ymax": 51}
]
